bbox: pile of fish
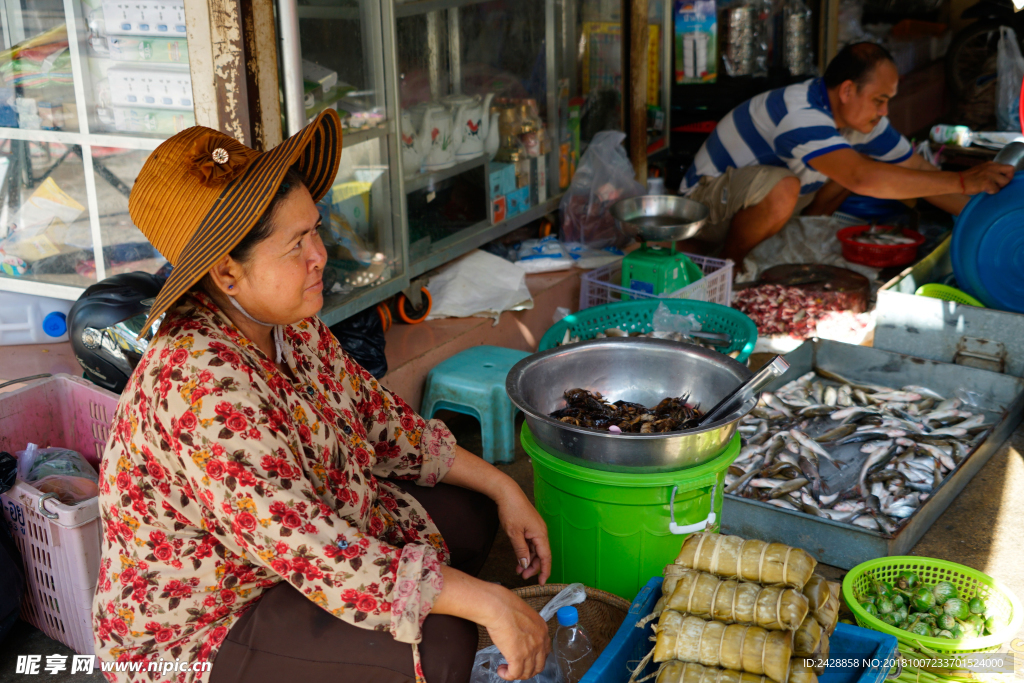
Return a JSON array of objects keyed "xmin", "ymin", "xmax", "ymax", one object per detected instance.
[
  {"xmin": 850, "ymin": 226, "xmax": 918, "ymax": 246},
  {"xmin": 549, "ymin": 388, "xmax": 704, "ymax": 433},
  {"xmin": 726, "ymin": 368, "xmax": 994, "ymax": 535},
  {"xmin": 558, "ymin": 327, "xmax": 741, "ymax": 358}
]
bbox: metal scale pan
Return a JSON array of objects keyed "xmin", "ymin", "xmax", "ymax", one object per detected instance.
[{"xmin": 610, "ymin": 195, "xmax": 710, "ymax": 242}]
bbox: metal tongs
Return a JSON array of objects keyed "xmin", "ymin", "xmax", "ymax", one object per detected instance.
[{"xmin": 698, "ymin": 355, "xmax": 790, "ymax": 426}]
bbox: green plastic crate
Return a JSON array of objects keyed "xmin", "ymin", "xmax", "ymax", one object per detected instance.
[{"xmin": 539, "ymin": 299, "xmax": 757, "ymax": 362}]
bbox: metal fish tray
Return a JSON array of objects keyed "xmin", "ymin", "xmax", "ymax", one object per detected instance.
[{"xmin": 722, "ymin": 339, "xmax": 1024, "ymax": 568}]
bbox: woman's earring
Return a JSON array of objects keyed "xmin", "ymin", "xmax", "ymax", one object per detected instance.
[{"xmin": 228, "ymin": 285, "xmax": 234, "ymax": 290}]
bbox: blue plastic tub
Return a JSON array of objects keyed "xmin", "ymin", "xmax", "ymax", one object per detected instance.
[{"xmin": 583, "ymin": 577, "xmax": 900, "ymax": 683}]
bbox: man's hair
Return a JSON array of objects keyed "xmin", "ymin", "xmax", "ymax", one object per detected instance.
[{"xmin": 823, "ymin": 42, "xmax": 896, "ymax": 89}]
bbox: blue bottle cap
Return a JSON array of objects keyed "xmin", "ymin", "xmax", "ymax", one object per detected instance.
[
  {"xmin": 557, "ymin": 606, "xmax": 578, "ymax": 627},
  {"xmin": 42, "ymin": 311, "xmax": 67, "ymax": 337}
]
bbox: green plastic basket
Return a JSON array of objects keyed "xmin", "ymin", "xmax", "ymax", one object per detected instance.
[
  {"xmin": 842, "ymin": 556, "xmax": 1023, "ymax": 654},
  {"xmin": 539, "ymin": 299, "xmax": 758, "ymax": 362},
  {"xmin": 915, "ymin": 283, "xmax": 985, "ymax": 308}
]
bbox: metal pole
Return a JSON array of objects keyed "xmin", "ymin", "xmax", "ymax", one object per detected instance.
[
  {"xmin": 426, "ymin": 10, "xmax": 443, "ymax": 100},
  {"xmin": 279, "ymin": 0, "xmax": 306, "ymax": 136},
  {"xmin": 448, "ymin": 8, "xmax": 461, "ymax": 95}
]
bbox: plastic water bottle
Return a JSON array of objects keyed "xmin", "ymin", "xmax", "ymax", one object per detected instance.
[
  {"xmin": 0, "ymin": 292, "xmax": 73, "ymax": 345},
  {"xmin": 554, "ymin": 606, "xmax": 596, "ymax": 683}
]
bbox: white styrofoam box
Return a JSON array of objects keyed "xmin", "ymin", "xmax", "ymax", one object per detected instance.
[
  {"xmin": 0, "ymin": 291, "xmax": 74, "ymax": 345},
  {"xmin": 302, "ymin": 59, "xmax": 337, "ymax": 90},
  {"xmin": 107, "ymin": 64, "xmax": 193, "ymax": 110},
  {"xmin": 101, "ymin": 0, "xmax": 187, "ymax": 37}
]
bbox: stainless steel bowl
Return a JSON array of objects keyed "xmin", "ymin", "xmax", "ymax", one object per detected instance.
[
  {"xmin": 506, "ymin": 338, "xmax": 756, "ymax": 472},
  {"xmin": 610, "ymin": 195, "xmax": 710, "ymax": 242}
]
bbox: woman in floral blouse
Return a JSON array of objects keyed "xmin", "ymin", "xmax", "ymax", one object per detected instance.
[{"xmin": 92, "ymin": 110, "xmax": 552, "ymax": 683}]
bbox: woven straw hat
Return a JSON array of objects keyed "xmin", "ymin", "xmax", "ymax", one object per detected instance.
[{"xmin": 130, "ymin": 108, "xmax": 342, "ymax": 332}]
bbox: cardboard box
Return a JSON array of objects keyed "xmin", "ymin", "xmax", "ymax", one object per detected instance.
[
  {"xmin": 490, "ymin": 195, "xmax": 507, "ymax": 224},
  {"xmin": 489, "ymin": 162, "xmax": 516, "ymax": 198},
  {"xmin": 506, "ymin": 186, "xmax": 530, "ymax": 218},
  {"xmin": 107, "ymin": 64, "xmax": 193, "ymax": 110}
]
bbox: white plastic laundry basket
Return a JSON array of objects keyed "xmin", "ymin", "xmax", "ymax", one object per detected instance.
[{"xmin": 1, "ymin": 374, "xmax": 119, "ymax": 655}]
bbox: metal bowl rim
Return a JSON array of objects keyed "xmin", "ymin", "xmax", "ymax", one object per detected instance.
[
  {"xmin": 505, "ymin": 337, "xmax": 756, "ymax": 440},
  {"xmin": 609, "ymin": 195, "xmax": 711, "ymax": 223}
]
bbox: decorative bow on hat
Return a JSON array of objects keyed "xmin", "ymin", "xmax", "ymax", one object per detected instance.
[{"xmin": 187, "ymin": 133, "xmax": 260, "ymax": 188}]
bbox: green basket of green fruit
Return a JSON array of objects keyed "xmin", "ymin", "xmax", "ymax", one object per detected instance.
[{"xmin": 843, "ymin": 556, "xmax": 1023, "ymax": 654}]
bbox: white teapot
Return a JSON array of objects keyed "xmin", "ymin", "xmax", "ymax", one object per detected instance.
[
  {"xmin": 399, "ymin": 108, "xmax": 428, "ymax": 175},
  {"xmin": 419, "ymin": 103, "xmax": 458, "ymax": 171},
  {"xmin": 443, "ymin": 92, "xmax": 495, "ymax": 161}
]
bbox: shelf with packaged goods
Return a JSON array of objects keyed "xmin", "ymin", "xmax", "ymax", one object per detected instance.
[{"xmin": 339, "ymin": 122, "xmax": 390, "ymax": 148}]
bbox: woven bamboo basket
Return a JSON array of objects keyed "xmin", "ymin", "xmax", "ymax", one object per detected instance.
[{"xmin": 476, "ymin": 583, "xmax": 633, "ymax": 652}]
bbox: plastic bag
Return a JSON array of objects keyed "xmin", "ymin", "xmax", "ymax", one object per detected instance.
[
  {"xmin": 329, "ymin": 305, "xmax": 388, "ymax": 380},
  {"xmin": 996, "ymin": 26, "xmax": 1024, "ymax": 132},
  {"xmin": 0, "ymin": 452, "xmax": 15, "ymax": 496},
  {"xmin": 514, "ymin": 236, "xmax": 575, "ymax": 273},
  {"xmin": 469, "ymin": 583, "xmax": 586, "ymax": 683},
  {"xmin": 559, "ymin": 131, "xmax": 645, "ymax": 250},
  {"xmin": 16, "ymin": 444, "xmax": 98, "ymax": 484},
  {"xmin": 470, "ymin": 647, "xmax": 560, "ymax": 683},
  {"xmin": 651, "ymin": 302, "xmax": 702, "ymax": 341},
  {"xmin": 31, "ymin": 475, "xmax": 99, "ymax": 505}
]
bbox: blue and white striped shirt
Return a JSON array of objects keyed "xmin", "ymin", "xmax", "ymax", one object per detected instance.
[{"xmin": 681, "ymin": 78, "xmax": 912, "ymax": 196}]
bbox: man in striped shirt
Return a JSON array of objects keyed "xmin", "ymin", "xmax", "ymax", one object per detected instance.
[{"xmin": 682, "ymin": 42, "xmax": 1013, "ymax": 265}]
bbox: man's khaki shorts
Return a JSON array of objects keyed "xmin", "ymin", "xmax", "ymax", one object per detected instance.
[{"xmin": 686, "ymin": 166, "xmax": 814, "ymax": 244}]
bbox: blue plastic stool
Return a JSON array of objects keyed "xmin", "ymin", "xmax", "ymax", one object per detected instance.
[{"xmin": 421, "ymin": 345, "xmax": 531, "ymax": 464}]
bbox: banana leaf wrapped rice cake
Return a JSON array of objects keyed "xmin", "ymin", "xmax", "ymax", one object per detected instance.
[
  {"xmin": 653, "ymin": 612, "xmax": 794, "ymax": 683},
  {"xmin": 675, "ymin": 534, "xmax": 817, "ymax": 589},
  {"xmin": 664, "ymin": 569, "xmax": 810, "ymax": 630}
]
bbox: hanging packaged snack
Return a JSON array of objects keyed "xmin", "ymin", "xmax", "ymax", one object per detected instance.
[{"xmin": 674, "ymin": 533, "xmax": 817, "ymax": 589}]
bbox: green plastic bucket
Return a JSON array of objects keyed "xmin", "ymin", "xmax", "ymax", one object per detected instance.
[{"xmin": 523, "ymin": 424, "xmax": 740, "ymax": 600}]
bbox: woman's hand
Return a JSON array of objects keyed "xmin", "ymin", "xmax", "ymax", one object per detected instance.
[
  {"xmin": 485, "ymin": 588, "xmax": 551, "ymax": 681},
  {"xmin": 496, "ymin": 486, "xmax": 552, "ymax": 584},
  {"xmin": 433, "ymin": 567, "xmax": 550, "ymax": 681},
  {"xmin": 442, "ymin": 445, "xmax": 553, "ymax": 584}
]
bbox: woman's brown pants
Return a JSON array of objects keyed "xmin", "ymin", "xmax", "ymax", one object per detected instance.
[{"xmin": 209, "ymin": 481, "xmax": 499, "ymax": 683}]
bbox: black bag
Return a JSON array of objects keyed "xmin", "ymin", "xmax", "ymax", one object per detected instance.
[
  {"xmin": 329, "ymin": 306, "xmax": 388, "ymax": 380},
  {"xmin": 0, "ymin": 452, "xmax": 25, "ymax": 643}
]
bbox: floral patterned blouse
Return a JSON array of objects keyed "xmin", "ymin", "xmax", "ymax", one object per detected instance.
[{"xmin": 92, "ymin": 291, "xmax": 457, "ymax": 683}]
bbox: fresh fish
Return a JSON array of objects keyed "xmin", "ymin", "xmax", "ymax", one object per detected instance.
[
  {"xmin": 814, "ymin": 424, "xmax": 857, "ymax": 443},
  {"xmin": 819, "ymin": 492, "xmax": 840, "ymax": 507},
  {"xmin": 928, "ymin": 426, "xmax": 968, "ymax": 438},
  {"xmin": 761, "ymin": 393, "xmax": 794, "ymax": 418},
  {"xmin": 725, "ymin": 467, "xmax": 761, "ymax": 494},
  {"xmin": 903, "ymin": 385, "xmax": 945, "ymax": 400},
  {"xmin": 852, "ymin": 515, "xmax": 881, "ymax": 530},
  {"xmin": 811, "ymin": 382, "xmax": 825, "ymax": 405},
  {"xmin": 749, "ymin": 477, "xmax": 788, "ymax": 489},
  {"xmin": 799, "ymin": 405, "xmax": 836, "ymax": 418},
  {"xmin": 886, "ymin": 505, "xmax": 917, "ymax": 519},
  {"xmin": 767, "ymin": 498, "xmax": 800, "ymax": 511},
  {"xmin": 824, "ymin": 386, "xmax": 838, "ymax": 407},
  {"xmin": 870, "ymin": 391, "xmax": 923, "ymax": 403},
  {"xmin": 798, "ymin": 455, "xmax": 821, "ymax": 497},
  {"xmin": 770, "ymin": 477, "xmax": 810, "ymax": 498},
  {"xmin": 790, "ymin": 429, "xmax": 841, "ymax": 467},
  {"xmin": 859, "ymin": 441, "xmax": 897, "ymax": 495},
  {"xmin": 839, "ymin": 430, "xmax": 904, "ymax": 445},
  {"xmin": 838, "ymin": 385, "xmax": 854, "ymax": 407}
]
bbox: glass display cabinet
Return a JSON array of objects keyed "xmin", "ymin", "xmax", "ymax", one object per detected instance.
[{"xmin": 0, "ymin": 0, "xmax": 195, "ymax": 300}]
